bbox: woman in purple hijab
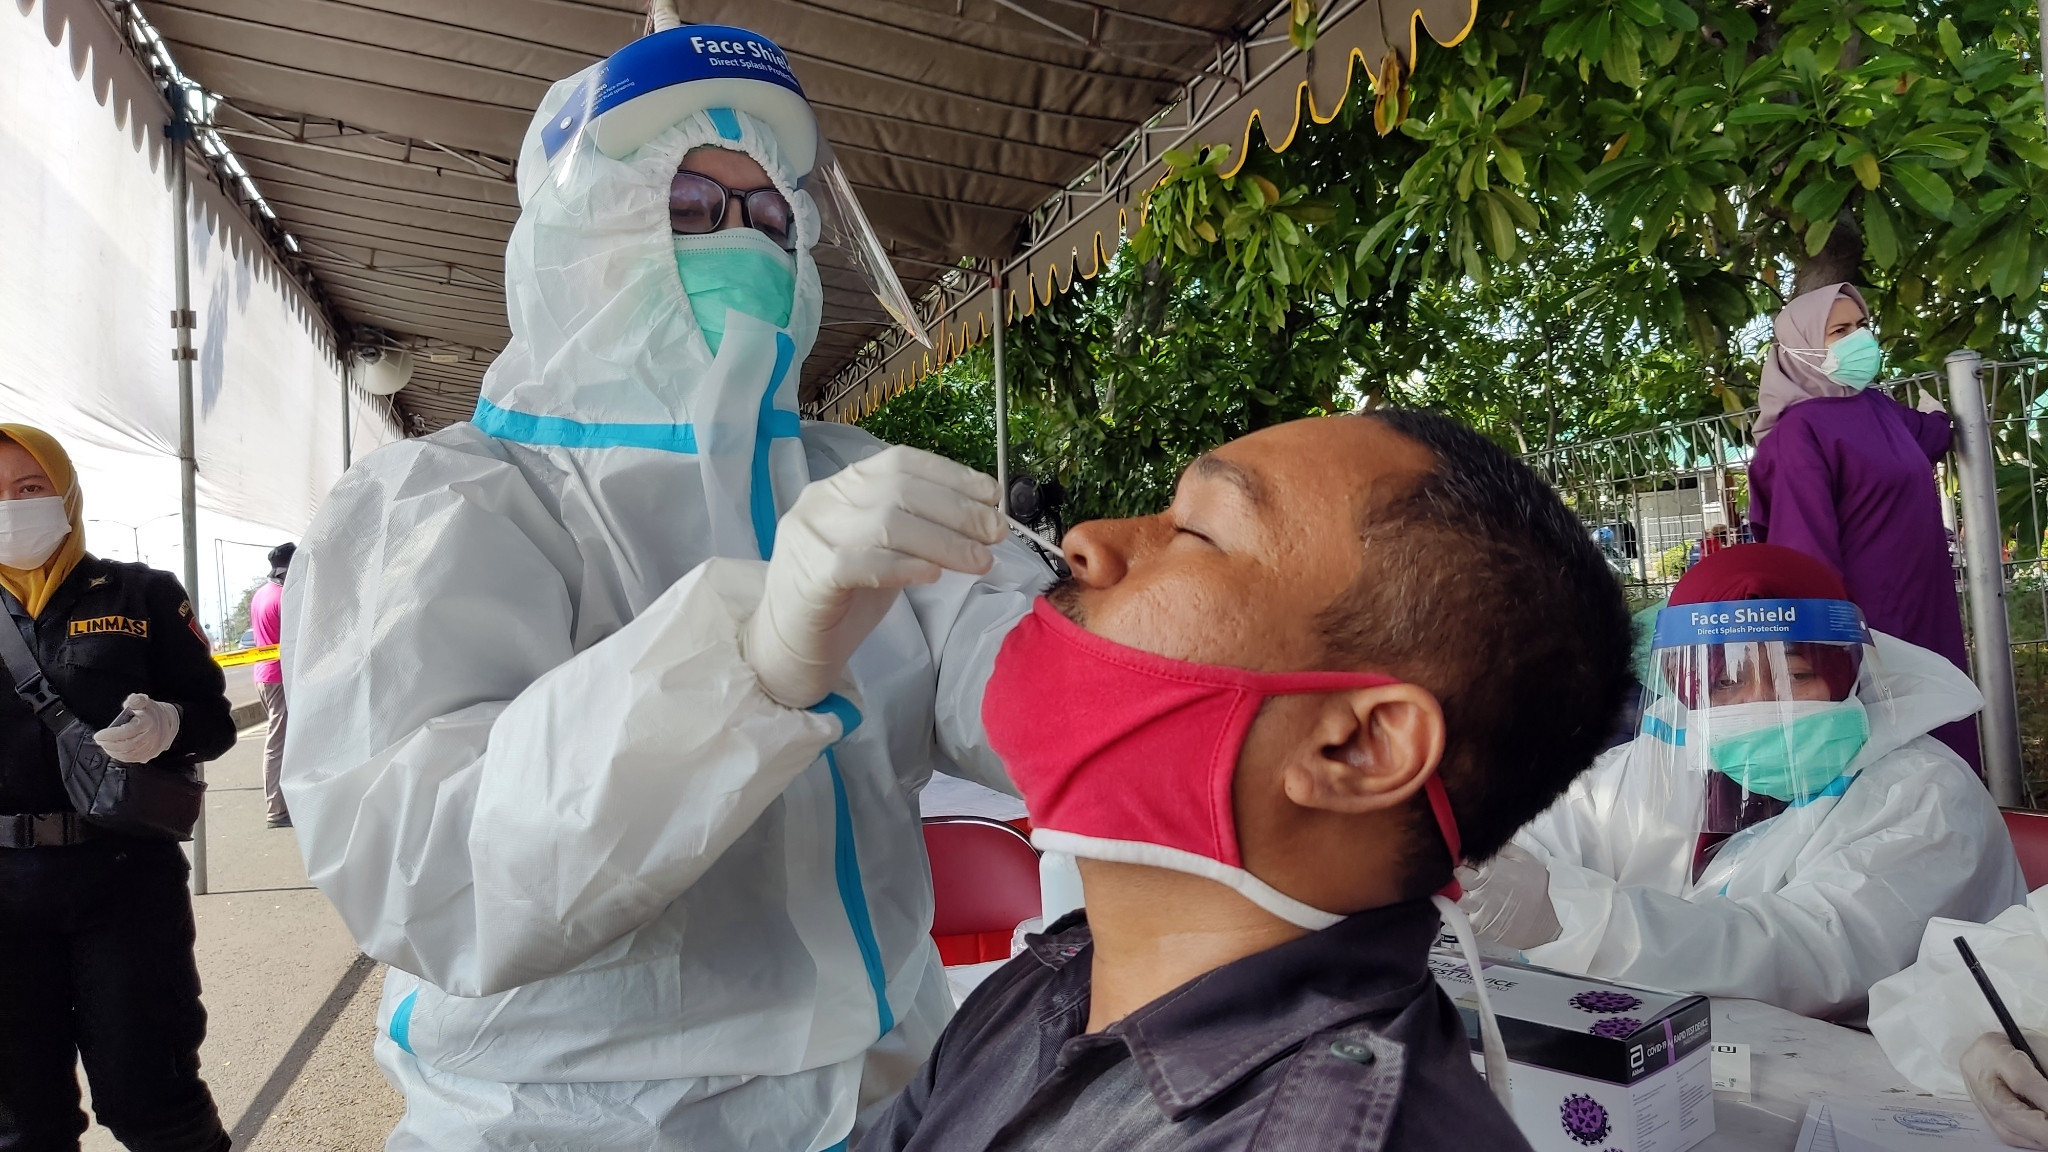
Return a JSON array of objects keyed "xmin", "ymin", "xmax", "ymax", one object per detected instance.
[{"xmin": 1748, "ymin": 282, "xmax": 1980, "ymax": 770}]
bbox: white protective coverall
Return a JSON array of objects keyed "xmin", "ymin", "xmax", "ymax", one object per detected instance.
[
  {"xmin": 1513, "ymin": 632, "xmax": 2026, "ymax": 1020},
  {"xmin": 1869, "ymin": 885, "xmax": 2048, "ymax": 1097},
  {"xmin": 279, "ymin": 68, "xmax": 1048, "ymax": 1150}
]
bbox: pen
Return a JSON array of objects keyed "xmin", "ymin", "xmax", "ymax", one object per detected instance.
[{"xmin": 1955, "ymin": 936, "xmax": 2047, "ymax": 1078}]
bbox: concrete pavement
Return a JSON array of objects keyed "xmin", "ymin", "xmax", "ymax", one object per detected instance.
[{"xmin": 77, "ymin": 718, "xmax": 402, "ymax": 1151}]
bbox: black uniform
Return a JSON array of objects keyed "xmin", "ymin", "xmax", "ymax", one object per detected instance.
[{"xmin": 0, "ymin": 556, "xmax": 238, "ymax": 1152}]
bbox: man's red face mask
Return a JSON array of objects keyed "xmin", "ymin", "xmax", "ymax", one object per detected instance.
[{"xmin": 982, "ymin": 598, "xmax": 1463, "ymax": 929}]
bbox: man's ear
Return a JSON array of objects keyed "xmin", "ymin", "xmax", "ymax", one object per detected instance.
[{"xmin": 1280, "ymin": 684, "xmax": 1445, "ymax": 815}]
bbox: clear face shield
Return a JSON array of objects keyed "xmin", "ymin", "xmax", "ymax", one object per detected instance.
[
  {"xmin": 538, "ymin": 25, "xmax": 931, "ymax": 349},
  {"xmin": 806, "ymin": 140, "xmax": 930, "ymax": 347},
  {"xmin": 1641, "ymin": 598, "xmax": 1887, "ymax": 842}
]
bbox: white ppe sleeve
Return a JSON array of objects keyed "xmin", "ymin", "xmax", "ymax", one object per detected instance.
[
  {"xmin": 902, "ymin": 536, "xmax": 1051, "ymax": 797},
  {"xmin": 797, "ymin": 419, "xmax": 1051, "ymax": 797},
  {"xmin": 1521, "ymin": 749, "xmax": 2025, "ymax": 1019},
  {"xmin": 281, "ymin": 443, "xmax": 846, "ymax": 997},
  {"xmin": 1870, "ymin": 891, "xmax": 2048, "ymax": 1097}
]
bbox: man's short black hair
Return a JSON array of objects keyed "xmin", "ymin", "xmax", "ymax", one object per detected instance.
[{"xmin": 1318, "ymin": 408, "xmax": 1632, "ymax": 888}]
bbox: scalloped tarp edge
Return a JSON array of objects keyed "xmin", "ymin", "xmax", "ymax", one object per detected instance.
[{"xmin": 826, "ymin": 0, "xmax": 1479, "ymax": 423}]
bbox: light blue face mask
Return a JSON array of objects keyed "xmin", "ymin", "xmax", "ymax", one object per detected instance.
[
  {"xmin": 1820, "ymin": 328, "xmax": 1884, "ymax": 389},
  {"xmin": 673, "ymin": 229, "xmax": 796, "ymax": 355},
  {"xmin": 1707, "ymin": 699, "xmax": 1870, "ymax": 802}
]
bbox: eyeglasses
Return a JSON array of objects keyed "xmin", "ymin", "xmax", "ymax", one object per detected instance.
[{"xmin": 668, "ymin": 171, "xmax": 795, "ymax": 250}]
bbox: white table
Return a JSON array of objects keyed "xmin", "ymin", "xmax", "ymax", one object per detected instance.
[{"xmin": 1698, "ymin": 998, "xmax": 1956, "ymax": 1150}]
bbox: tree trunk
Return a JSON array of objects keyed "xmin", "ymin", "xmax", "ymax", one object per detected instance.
[{"xmin": 1792, "ymin": 209, "xmax": 1865, "ymax": 295}]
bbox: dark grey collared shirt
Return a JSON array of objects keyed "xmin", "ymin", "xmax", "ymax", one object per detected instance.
[{"xmin": 859, "ymin": 899, "xmax": 1532, "ymax": 1152}]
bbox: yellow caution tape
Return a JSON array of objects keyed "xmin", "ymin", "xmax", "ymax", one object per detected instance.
[{"xmin": 215, "ymin": 644, "xmax": 280, "ymax": 668}]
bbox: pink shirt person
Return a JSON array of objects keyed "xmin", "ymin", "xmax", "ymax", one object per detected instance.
[{"xmin": 250, "ymin": 578, "xmax": 283, "ymax": 684}]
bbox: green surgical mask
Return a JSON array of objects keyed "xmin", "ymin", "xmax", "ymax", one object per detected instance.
[
  {"xmin": 1706, "ymin": 699, "xmax": 1870, "ymax": 802},
  {"xmin": 673, "ymin": 230, "xmax": 796, "ymax": 355},
  {"xmin": 1821, "ymin": 328, "xmax": 1884, "ymax": 389}
]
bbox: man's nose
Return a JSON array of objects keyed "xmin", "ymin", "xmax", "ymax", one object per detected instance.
[{"xmin": 1061, "ymin": 517, "xmax": 1150, "ymax": 588}]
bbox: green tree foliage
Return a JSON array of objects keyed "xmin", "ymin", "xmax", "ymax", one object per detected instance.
[
  {"xmin": 860, "ymin": 0, "xmax": 2048, "ymax": 518},
  {"xmin": 854, "ymin": 350, "xmax": 1000, "ymax": 477}
]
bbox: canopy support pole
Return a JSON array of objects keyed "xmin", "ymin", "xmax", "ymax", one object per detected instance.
[
  {"xmin": 2039, "ymin": 3, "xmax": 2048, "ymax": 126},
  {"xmin": 170, "ymin": 115, "xmax": 207, "ymax": 895},
  {"xmin": 341, "ymin": 363, "xmax": 353, "ymax": 469},
  {"xmin": 1947, "ymin": 349, "xmax": 2024, "ymax": 805},
  {"xmin": 991, "ymin": 272, "xmax": 1009, "ymax": 517}
]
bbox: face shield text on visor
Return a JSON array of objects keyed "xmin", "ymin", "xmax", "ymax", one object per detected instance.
[
  {"xmin": 539, "ymin": 24, "xmax": 932, "ymax": 349},
  {"xmin": 1643, "ymin": 596, "xmax": 1886, "ymax": 852}
]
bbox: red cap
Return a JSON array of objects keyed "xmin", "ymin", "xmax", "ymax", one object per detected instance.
[{"xmin": 1669, "ymin": 543, "xmax": 1851, "ymax": 606}]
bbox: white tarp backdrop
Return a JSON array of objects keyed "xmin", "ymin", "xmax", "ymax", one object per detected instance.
[{"xmin": 0, "ymin": 0, "xmax": 401, "ymax": 639}]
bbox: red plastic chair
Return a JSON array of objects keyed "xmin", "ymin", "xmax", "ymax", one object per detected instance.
[
  {"xmin": 2005, "ymin": 809, "xmax": 2048, "ymax": 892},
  {"xmin": 923, "ymin": 816, "xmax": 1041, "ymax": 966}
]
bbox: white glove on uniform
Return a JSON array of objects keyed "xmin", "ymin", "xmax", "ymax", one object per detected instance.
[
  {"xmin": 745, "ymin": 446, "xmax": 1003, "ymax": 709},
  {"xmin": 1456, "ymin": 842, "xmax": 1562, "ymax": 950},
  {"xmin": 93, "ymin": 693, "xmax": 182, "ymax": 764},
  {"xmin": 1963, "ymin": 1031, "xmax": 2048, "ymax": 1149}
]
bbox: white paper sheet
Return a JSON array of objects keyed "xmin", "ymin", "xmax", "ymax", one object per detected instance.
[
  {"xmin": 1793, "ymin": 1096, "xmax": 2008, "ymax": 1151},
  {"xmin": 1712, "ymin": 1042, "xmax": 1753, "ymax": 1098}
]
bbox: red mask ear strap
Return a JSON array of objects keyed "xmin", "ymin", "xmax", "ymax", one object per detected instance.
[{"xmin": 1424, "ymin": 775, "xmax": 1465, "ymax": 901}]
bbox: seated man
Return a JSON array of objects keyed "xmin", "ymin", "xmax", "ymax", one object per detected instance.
[
  {"xmin": 1462, "ymin": 543, "xmax": 2027, "ymax": 1021},
  {"xmin": 861, "ymin": 409, "xmax": 1636, "ymax": 1151}
]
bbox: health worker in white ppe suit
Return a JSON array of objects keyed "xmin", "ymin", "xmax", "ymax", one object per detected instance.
[
  {"xmin": 278, "ymin": 23, "xmax": 1049, "ymax": 1151},
  {"xmin": 1457, "ymin": 543, "xmax": 2025, "ymax": 1021}
]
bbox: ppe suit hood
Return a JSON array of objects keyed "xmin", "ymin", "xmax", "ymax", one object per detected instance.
[
  {"xmin": 476, "ymin": 69, "xmax": 825, "ymax": 560},
  {"xmin": 488, "ymin": 70, "xmax": 822, "ymax": 427},
  {"xmin": 1855, "ymin": 629, "xmax": 1983, "ymax": 769}
]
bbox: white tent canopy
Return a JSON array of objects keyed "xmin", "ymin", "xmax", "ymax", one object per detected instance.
[{"xmin": 0, "ymin": 2, "xmax": 399, "ymax": 636}]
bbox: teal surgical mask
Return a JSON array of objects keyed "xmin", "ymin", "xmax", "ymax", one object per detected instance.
[
  {"xmin": 1706, "ymin": 699, "xmax": 1870, "ymax": 802},
  {"xmin": 673, "ymin": 229, "xmax": 796, "ymax": 355},
  {"xmin": 1819, "ymin": 328, "xmax": 1884, "ymax": 389}
]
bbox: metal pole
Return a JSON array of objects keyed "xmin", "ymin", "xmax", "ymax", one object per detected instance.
[
  {"xmin": 170, "ymin": 116, "xmax": 207, "ymax": 894},
  {"xmin": 1947, "ymin": 350, "xmax": 2025, "ymax": 805},
  {"xmin": 341, "ymin": 361, "xmax": 353, "ymax": 470},
  {"xmin": 990, "ymin": 271, "xmax": 1009, "ymax": 517},
  {"xmin": 1633, "ymin": 499, "xmax": 1649, "ymax": 585},
  {"xmin": 2039, "ymin": 2, "xmax": 2048, "ymax": 122}
]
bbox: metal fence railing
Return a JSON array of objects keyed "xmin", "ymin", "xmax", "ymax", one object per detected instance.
[
  {"xmin": 1519, "ymin": 357, "xmax": 2041, "ymax": 808},
  {"xmin": 1980, "ymin": 360, "xmax": 2048, "ymax": 651}
]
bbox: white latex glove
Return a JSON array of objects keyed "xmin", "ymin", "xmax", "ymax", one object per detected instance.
[
  {"xmin": 93, "ymin": 693, "xmax": 182, "ymax": 764},
  {"xmin": 1918, "ymin": 389, "xmax": 1947, "ymax": 414},
  {"xmin": 1455, "ymin": 842, "xmax": 1562, "ymax": 950},
  {"xmin": 1964, "ymin": 1031, "xmax": 2048, "ymax": 1149},
  {"xmin": 745, "ymin": 446, "xmax": 1002, "ymax": 708}
]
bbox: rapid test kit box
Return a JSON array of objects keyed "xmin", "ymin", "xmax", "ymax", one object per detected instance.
[{"xmin": 1430, "ymin": 952, "xmax": 1715, "ymax": 1152}]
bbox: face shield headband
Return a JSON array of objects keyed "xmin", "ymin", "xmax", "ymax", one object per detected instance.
[
  {"xmin": 983, "ymin": 597, "xmax": 1465, "ymax": 931},
  {"xmin": 1650, "ymin": 597, "xmax": 1869, "ymax": 703}
]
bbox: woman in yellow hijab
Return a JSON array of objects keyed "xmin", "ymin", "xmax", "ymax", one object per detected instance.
[
  {"xmin": 0, "ymin": 423, "xmax": 87, "ymax": 617},
  {"xmin": 0, "ymin": 422, "xmax": 239, "ymax": 1151}
]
